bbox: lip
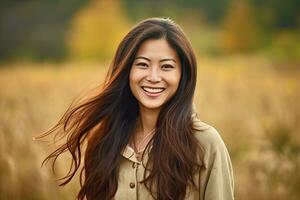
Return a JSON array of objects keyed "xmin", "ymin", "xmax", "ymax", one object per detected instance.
[{"xmin": 141, "ymin": 86, "xmax": 165, "ymax": 97}]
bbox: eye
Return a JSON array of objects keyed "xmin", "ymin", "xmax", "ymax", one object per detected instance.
[
  {"xmin": 162, "ymin": 64, "xmax": 174, "ymax": 70},
  {"xmin": 136, "ymin": 62, "xmax": 148, "ymax": 68}
]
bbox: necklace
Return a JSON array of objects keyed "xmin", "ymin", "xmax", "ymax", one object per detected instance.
[{"xmin": 133, "ymin": 128, "xmax": 156, "ymax": 154}]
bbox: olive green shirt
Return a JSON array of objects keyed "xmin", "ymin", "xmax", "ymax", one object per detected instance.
[{"xmin": 115, "ymin": 118, "xmax": 234, "ymax": 199}]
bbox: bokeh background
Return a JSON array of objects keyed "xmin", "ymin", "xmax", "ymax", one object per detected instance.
[{"xmin": 1, "ymin": 0, "xmax": 300, "ymax": 199}]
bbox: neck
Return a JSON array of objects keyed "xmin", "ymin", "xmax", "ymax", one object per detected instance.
[{"xmin": 136, "ymin": 106, "xmax": 160, "ymax": 136}]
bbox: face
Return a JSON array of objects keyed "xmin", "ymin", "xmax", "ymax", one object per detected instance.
[{"xmin": 129, "ymin": 38, "xmax": 182, "ymax": 112}]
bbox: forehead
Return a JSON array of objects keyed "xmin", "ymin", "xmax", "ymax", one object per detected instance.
[{"xmin": 135, "ymin": 39, "xmax": 179, "ymax": 61}]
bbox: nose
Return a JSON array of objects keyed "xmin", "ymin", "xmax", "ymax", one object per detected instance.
[{"xmin": 146, "ymin": 66, "xmax": 162, "ymax": 82}]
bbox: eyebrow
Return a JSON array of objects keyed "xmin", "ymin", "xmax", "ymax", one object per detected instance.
[{"xmin": 135, "ymin": 56, "xmax": 176, "ymax": 63}]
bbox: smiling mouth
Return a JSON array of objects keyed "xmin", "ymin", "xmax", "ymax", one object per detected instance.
[{"xmin": 141, "ymin": 86, "xmax": 165, "ymax": 94}]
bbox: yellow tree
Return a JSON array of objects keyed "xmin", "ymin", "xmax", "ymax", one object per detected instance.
[
  {"xmin": 220, "ymin": 0, "xmax": 260, "ymax": 53},
  {"xmin": 66, "ymin": 0, "xmax": 130, "ymax": 61}
]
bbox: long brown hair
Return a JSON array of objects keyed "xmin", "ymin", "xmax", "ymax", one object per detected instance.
[{"xmin": 39, "ymin": 17, "xmax": 202, "ymax": 200}]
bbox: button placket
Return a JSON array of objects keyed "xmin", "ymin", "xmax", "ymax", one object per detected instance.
[
  {"xmin": 121, "ymin": 146, "xmax": 143, "ymax": 199},
  {"xmin": 134, "ymin": 161, "xmax": 140, "ymax": 199},
  {"xmin": 128, "ymin": 161, "xmax": 139, "ymax": 196}
]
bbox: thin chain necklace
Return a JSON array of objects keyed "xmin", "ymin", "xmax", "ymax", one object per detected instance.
[{"xmin": 133, "ymin": 128, "xmax": 156, "ymax": 154}]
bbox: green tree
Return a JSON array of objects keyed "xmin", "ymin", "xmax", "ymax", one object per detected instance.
[{"xmin": 0, "ymin": 0, "xmax": 86, "ymax": 62}]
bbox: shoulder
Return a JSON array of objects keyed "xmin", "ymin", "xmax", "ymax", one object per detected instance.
[
  {"xmin": 192, "ymin": 118, "xmax": 226, "ymax": 152},
  {"xmin": 192, "ymin": 117, "xmax": 231, "ymax": 168},
  {"xmin": 191, "ymin": 116, "xmax": 235, "ymax": 198}
]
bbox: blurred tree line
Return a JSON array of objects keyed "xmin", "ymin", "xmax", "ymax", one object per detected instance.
[
  {"xmin": 0, "ymin": 0, "xmax": 299, "ymax": 62},
  {"xmin": 0, "ymin": 0, "xmax": 88, "ymax": 61}
]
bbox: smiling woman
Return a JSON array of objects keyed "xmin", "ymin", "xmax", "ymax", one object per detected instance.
[
  {"xmin": 129, "ymin": 38, "xmax": 182, "ymax": 159},
  {"xmin": 38, "ymin": 17, "xmax": 234, "ymax": 200}
]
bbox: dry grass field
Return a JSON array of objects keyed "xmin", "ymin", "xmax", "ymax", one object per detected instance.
[{"xmin": 0, "ymin": 57, "xmax": 299, "ymax": 199}]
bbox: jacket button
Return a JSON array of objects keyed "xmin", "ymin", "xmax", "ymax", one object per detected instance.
[{"xmin": 129, "ymin": 182, "xmax": 135, "ymax": 188}]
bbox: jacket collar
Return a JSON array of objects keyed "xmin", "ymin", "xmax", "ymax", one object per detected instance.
[{"xmin": 121, "ymin": 142, "xmax": 153, "ymax": 164}]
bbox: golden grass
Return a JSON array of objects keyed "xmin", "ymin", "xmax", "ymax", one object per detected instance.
[{"xmin": 0, "ymin": 57, "xmax": 299, "ymax": 199}]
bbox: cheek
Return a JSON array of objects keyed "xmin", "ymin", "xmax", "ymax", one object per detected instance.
[
  {"xmin": 167, "ymin": 71, "xmax": 181, "ymax": 89},
  {"xmin": 129, "ymin": 69, "xmax": 142, "ymax": 92}
]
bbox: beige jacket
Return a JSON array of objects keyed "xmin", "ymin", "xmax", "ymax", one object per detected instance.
[{"xmin": 115, "ymin": 118, "xmax": 234, "ymax": 200}]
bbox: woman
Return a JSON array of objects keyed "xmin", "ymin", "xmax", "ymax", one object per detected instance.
[{"xmin": 40, "ymin": 17, "xmax": 234, "ymax": 200}]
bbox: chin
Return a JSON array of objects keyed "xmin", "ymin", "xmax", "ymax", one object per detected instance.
[{"xmin": 139, "ymin": 102, "xmax": 164, "ymax": 111}]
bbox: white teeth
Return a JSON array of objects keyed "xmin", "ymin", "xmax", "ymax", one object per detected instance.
[{"xmin": 142, "ymin": 87, "xmax": 164, "ymax": 93}]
